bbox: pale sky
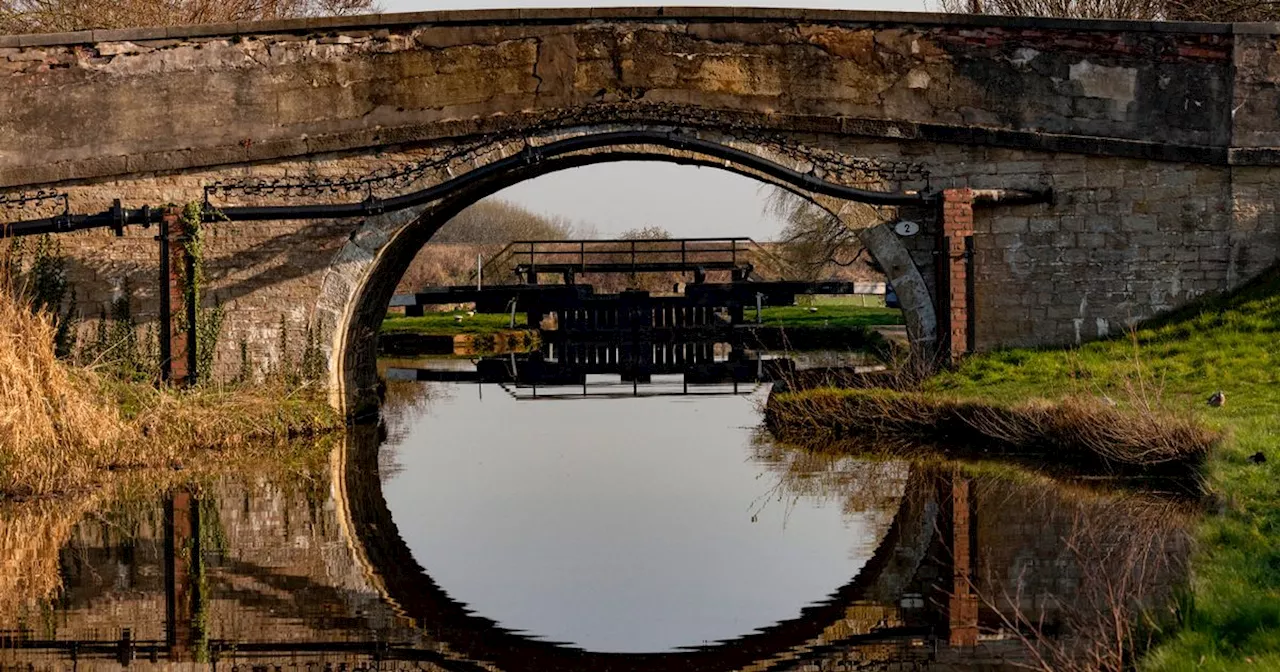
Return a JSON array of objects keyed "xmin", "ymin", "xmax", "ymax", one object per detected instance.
[{"xmin": 382, "ymin": 0, "xmax": 933, "ymax": 240}]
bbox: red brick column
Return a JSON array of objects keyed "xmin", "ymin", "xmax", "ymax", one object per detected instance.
[
  {"xmin": 162, "ymin": 207, "xmax": 192, "ymax": 385},
  {"xmin": 941, "ymin": 189, "xmax": 975, "ymax": 363},
  {"xmin": 948, "ymin": 475, "xmax": 979, "ymax": 648},
  {"xmin": 166, "ymin": 490, "xmax": 196, "ymax": 661}
]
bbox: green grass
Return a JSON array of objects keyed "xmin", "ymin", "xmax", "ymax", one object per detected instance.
[
  {"xmin": 757, "ymin": 301, "xmax": 903, "ymax": 329},
  {"xmin": 922, "ymin": 268, "xmax": 1280, "ymax": 670},
  {"xmin": 384, "ymin": 300, "xmax": 901, "ymax": 334},
  {"xmin": 382, "ymin": 312, "xmax": 527, "ymax": 336}
]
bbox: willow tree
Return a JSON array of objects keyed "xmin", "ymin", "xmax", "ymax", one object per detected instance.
[{"xmin": 764, "ymin": 188, "xmax": 878, "ymax": 282}]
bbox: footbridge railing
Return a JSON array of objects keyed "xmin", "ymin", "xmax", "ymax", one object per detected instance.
[{"xmin": 473, "ymin": 236, "xmax": 796, "ymax": 285}]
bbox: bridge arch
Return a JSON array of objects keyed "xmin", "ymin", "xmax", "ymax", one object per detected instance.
[
  {"xmin": 312, "ymin": 125, "xmax": 939, "ymax": 412},
  {"xmin": 4, "ymin": 9, "xmax": 1274, "ymax": 396},
  {"xmin": 332, "ymin": 425, "xmax": 942, "ymax": 672}
]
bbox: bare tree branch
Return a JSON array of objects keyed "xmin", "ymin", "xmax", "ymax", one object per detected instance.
[
  {"xmin": 763, "ymin": 187, "xmax": 880, "ymax": 281},
  {"xmin": 0, "ymin": 0, "xmax": 378, "ymax": 34},
  {"xmin": 936, "ymin": 0, "xmax": 1280, "ymax": 21}
]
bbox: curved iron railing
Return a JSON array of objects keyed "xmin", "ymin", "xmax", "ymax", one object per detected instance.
[{"xmin": 0, "ymin": 129, "xmax": 935, "ymax": 239}]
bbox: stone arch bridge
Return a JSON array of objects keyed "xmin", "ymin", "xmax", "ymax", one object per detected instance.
[{"xmin": 2, "ymin": 7, "xmax": 1278, "ymax": 411}]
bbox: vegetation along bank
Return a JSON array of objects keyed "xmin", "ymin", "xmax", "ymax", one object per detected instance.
[
  {"xmin": 0, "ymin": 236, "xmax": 342, "ymax": 502},
  {"xmin": 767, "ymin": 265, "xmax": 1280, "ymax": 669}
]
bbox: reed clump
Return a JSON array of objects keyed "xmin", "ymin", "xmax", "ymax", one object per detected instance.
[
  {"xmin": 0, "ymin": 496, "xmax": 97, "ymax": 624},
  {"xmin": 765, "ymin": 387, "xmax": 1216, "ymax": 475},
  {"xmin": 0, "ymin": 283, "xmax": 342, "ymax": 500},
  {"xmin": 0, "ymin": 437, "xmax": 336, "ymax": 626},
  {"xmin": 0, "ymin": 283, "xmax": 129, "ymax": 495}
]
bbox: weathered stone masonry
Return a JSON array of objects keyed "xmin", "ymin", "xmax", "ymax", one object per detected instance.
[{"xmin": 1, "ymin": 8, "xmax": 1278, "ymax": 408}]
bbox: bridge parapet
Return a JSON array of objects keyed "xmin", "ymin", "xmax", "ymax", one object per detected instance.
[
  {"xmin": 2, "ymin": 8, "xmax": 1278, "ymax": 191},
  {"xmin": 1, "ymin": 8, "xmax": 1278, "ymax": 404}
]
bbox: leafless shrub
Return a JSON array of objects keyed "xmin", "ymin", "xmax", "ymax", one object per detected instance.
[
  {"xmin": 398, "ymin": 244, "xmax": 504, "ymax": 293},
  {"xmin": 938, "ymin": 0, "xmax": 1163, "ymax": 18},
  {"xmin": 0, "ymin": 0, "xmax": 377, "ymax": 34},
  {"xmin": 938, "ymin": 0, "xmax": 1280, "ymax": 21},
  {"xmin": 1164, "ymin": 0, "xmax": 1280, "ymax": 20},
  {"xmin": 968, "ymin": 493, "xmax": 1193, "ymax": 671},
  {"xmin": 397, "ymin": 198, "xmax": 584, "ymax": 294},
  {"xmin": 432, "ymin": 198, "xmax": 579, "ymax": 246}
]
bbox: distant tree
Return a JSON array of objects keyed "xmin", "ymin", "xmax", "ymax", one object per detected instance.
[
  {"xmin": 938, "ymin": 0, "xmax": 1160, "ymax": 18},
  {"xmin": 0, "ymin": 0, "xmax": 376, "ymax": 34},
  {"xmin": 939, "ymin": 0, "xmax": 1277, "ymax": 21},
  {"xmin": 431, "ymin": 199, "xmax": 579, "ymax": 245},
  {"xmin": 397, "ymin": 199, "xmax": 588, "ymax": 291},
  {"xmin": 1163, "ymin": 0, "xmax": 1280, "ymax": 20},
  {"xmin": 619, "ymin": 225, "xmax": 672, "ymax": 240}
]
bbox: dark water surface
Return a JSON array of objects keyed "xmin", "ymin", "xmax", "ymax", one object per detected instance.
[{"xmin": 0, "ymin": 359, "xmax": 1194, "ymax": 671}]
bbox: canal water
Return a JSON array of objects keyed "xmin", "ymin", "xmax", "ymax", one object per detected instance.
[
  {"xmin": 379, "ymin": 376, "xmax": 902, "ymax": 653},
  {"xmin": 0, "ymin": 355, "xmax": 1195, "ymax": 671}
]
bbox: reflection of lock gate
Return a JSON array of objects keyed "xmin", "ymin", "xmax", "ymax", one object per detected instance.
[{"xmin": 383, "ymin": 341, "xmax": 790, "ymax": 400}]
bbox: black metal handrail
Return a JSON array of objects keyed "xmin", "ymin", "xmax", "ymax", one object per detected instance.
[
  {"xmin": 480, "ymin": 237, "xmax": 765, "ymax": 282},
  {"xmin": 0, "ymin": 129, "xmax": 934, "ymax": 239}
]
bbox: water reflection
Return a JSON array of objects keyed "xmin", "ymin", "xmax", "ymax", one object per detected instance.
[
  {"xmin": 383, "ymin": 344, "xmax": 788, "ymax": 399},
  {"xmin": 377, "ymin": 381, "xmax": 902, "ymax": 653},
  {"xmin": 0, "ymin": 371, "xmax": 1194, "ymax": 671}
]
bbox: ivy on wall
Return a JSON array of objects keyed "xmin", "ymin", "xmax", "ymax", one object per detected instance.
[
  {"xmin": 3, "ymin": 202, "xmax": 323, "ymax": 388},
  {"xmin": 177, "ymin": 202, "xmax": 225, "ymax": 384},
  {"xmin": 2, "ymin": 234, "xmax": 78, "ymax": 359}
]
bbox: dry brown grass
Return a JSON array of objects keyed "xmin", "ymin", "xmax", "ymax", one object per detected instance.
[
  {"xmin": 0, "ymin": 495, "xmax": 96, "ymax": 623},
  {"xmin": 0, "ymin": 284, "xmax": 129, "ymax": 495},
  {"xmin": 0, "ymin": 436, "xmax": 336, "ymax": 627},
  {"xmin": 0, "ymin": 285, "xmax": 342, "ymax": 500},
  {"xmin": 124, "ymin": 381, "xmax": 341, "ymax": 448},
  {"xmin": 765, "ymin": 387, "xmax": 1216, "ymax": 475}
]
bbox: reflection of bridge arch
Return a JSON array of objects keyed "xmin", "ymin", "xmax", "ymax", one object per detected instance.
[
  {"xmin": 316, "ymin": 126, "xmax": 939, "ymax": 413},
  {"xmin": 334, "ymin": 425, "xmax": 942, "ymax": 672}
]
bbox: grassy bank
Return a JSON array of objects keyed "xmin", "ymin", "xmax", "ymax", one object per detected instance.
[
  {"xmin": 756, "ymin": 298, "xmax": 903, "ymax": 329},
  {"xmin": 769, "ymin": 267, "xmax": 1280, "ymax": 669},
  {"xmin": 766, "ymin": 387, "xmax": 1214, "ymax": 479},
  {"xmin": 383, "ymin": 311, "xmax": 528, "ymax": 336},
  {"xmin": 0, "ymin": 287, "xmax": 342, "ymax": 501},
  {"xmin": 380, "ymin": 312, "xmax": 538, "ymax": 356},
  {"xmin": 382, "ymin": 299, "xmax": 901, "ymax": 336}
]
